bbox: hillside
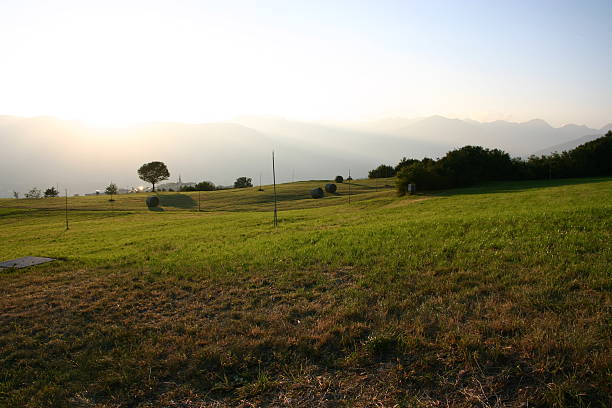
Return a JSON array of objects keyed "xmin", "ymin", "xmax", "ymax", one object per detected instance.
[
  {"xmin": 0, "ymin": 177, "xmax": 610, "ymax": 407},
  {"xmin": 0, "ymin": 116, "xmax": 447, "ymax": 198},
  {"xmin": 534, "ymin": 134, "xmax": 604, "ymax": 155},
  {"xmin": 2, "ymin": 115, "xmax": 610, "ymax": 198}
]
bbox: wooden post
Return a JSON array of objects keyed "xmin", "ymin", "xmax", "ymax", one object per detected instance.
[
  {"xmin": 65, "ymin": 189, "xmax": 69, "ymax": 230},
  {"xmin": 348, "ymin": 169, "xmax": 351, "ymax": 204},
  {"xmin": 273, "ymin": 151, "xmax": 278, "ymax": 227}
]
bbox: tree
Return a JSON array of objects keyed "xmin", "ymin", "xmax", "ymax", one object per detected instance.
[
  {"xmin": 234, "ymin": 177, "xmax": 253, "ymax": 188},
  {"xmin": 395, "ymin": 157, "xmax": 419, "ymax": 173},
  {"xmin": 334, "ymin": 175, "xmax": 344, "ymax": 183},
  {"xmin": 396, "ymin": 160, "xmax": 449, "ymax": 194},
  {"xmin": 395, "ymin": 133, "xmax": 612, "ymax": 195},
  {"xmin": 368, "ymin": 164, "xmax": 395, "ymax": 178},
  {"xmin": 13, "ymin": 191, "xmax": 19, "ymax": 199},
  {"xmin": 180, "ymin": 181, "xmax": 215, "ymax": 191},
  {"xmin": 195, "ymin": 181, "xmax": 216, "ymax": 191},
  {"xmin": 44, "ymin": 187, "xmax": 59, "ymax": 197},
  {"xmin": 25, "ymin": 187, "xmax": 42, "ymax": 199},
  {"xmin": 105, "ymin": 183, "xmax": 118, "ymax": 201},
  {"xmin": 137, "ymin": 161, "xmax": 170, "ymax": 192}
]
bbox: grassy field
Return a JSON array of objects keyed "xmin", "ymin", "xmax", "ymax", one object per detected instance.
[
  {"xmin": 0, "ymin": 177, "xmax": 610, "ymax": 407},
  {"xmin": 2, "ymin": 178, "xmax": 395, "ymax": 213}
]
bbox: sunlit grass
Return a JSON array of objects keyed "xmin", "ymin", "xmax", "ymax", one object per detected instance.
[{"xmin": 0, "ymin": 177, "xmax": 610, "ymax": 407}]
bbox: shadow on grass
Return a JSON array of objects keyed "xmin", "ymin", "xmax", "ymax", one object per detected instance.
[
  {"xmin": 147, "ymin": 206, "xmax": 164, "ymax": 212},
  {"xmin": 158, "ymin": 194, "xmax": 197, "ymax": 209},
  {"xmin": 439, "ymin": 177, "xmax": 610, "ymax": 196}
]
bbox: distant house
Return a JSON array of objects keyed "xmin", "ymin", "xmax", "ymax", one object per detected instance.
[{"xmin": 157, "ymin": 175, "xmax": 195, "ymax": 191}]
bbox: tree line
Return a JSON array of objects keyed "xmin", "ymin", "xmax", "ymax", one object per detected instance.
[
  {"xmin": 14, "ymin": 162, "xmax": 254, "ymax": 199},
  {"xmin": 366, "ymin": 131, "xmax": 612, "ymax": 195}
]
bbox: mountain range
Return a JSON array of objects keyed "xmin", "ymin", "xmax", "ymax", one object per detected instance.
[{"xmin": 0, "ymin": 115, "xmax": 609, "ymax": 197}]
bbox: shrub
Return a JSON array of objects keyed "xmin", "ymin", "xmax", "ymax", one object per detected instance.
[
  {"xmin": 368, "ymin": 164, "xmax": 395, "ymax": 179},
  {"xmin": 181, "ymin": 181, "xmax": 216, "ymax": 191},
  {"xmin": 395, "ymin": 157, "xmax": 419, "ymax": 173},
  {"xmin": 234, "ymin": 177, "xmax": 253, "ymax": 188},
  {"xmin": 395, "ymin": 132, "xmax": 612, "ymax": 195},
  {"xmin": 25, "ymin": 187, "xmax": 42, "ymax": 199},
  {"xmin": 105, "ymin": 183, "xmax": 118, "ymax": 196},
  {"xmin": 396, "ymin": 161, "xmax": 449, "ymax": 194},
  {"xmin": 44, "ymin": 187, "xmax": 59, "ymax": 198}
]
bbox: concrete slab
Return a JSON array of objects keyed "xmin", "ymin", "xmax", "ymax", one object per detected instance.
[{"xmin": 0, "ymin": 256, "xmax": 55, "ymax": 269}]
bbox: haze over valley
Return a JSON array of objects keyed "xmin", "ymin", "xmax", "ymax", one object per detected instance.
[{"xmin": 1, "ymin": 114, "xmax": 609, "ymax": 197}]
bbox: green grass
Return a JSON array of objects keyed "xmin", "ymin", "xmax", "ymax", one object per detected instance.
[
  {"xmin": 0, "ymin": 177, "xmax": 610, "ymax": 407},
  {"xmin": 1, "ymin": 178, "xmax": 394, "ymax": 213}
]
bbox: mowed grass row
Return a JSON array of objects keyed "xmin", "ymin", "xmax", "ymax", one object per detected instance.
[
  {"xmin": 0, "ymin": 178, "xmax": 396, "ymax": 213},
  {"xmin": 0, "ymin": 178, "xmax": 610, "ymax": 407}
]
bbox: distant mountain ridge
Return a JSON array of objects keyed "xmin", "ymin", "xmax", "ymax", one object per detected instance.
[
  {"xmin": 351, "ymin": 116, "xmax": 609, "ymax": 156},
  {"xmin": 0, "ymin": 114, "xmax": 609, "ymax": 197}
]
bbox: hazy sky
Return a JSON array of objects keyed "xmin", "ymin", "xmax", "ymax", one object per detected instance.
[{"xmin": 1, "ymin": 0, "xmax": 611, "ymax": 127}]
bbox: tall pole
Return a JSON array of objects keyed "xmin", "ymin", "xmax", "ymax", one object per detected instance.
[
  {"xmin": 292, "ymin": 169, "xmax": 295, "ymax": 183},
  {"xmin": 348, "ymin": 169, "xmax": 351, "ymax": 204},
  {"xmin": 65, "ymin": 189, "xmax": 69, "ymax": 230},
  {"xmin": 272, "ymin": 151, "xmax": 278, "ymax": 227}
]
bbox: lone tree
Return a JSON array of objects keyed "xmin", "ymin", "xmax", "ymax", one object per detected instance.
[
  {"xmin": 137, "ymin": 161, "xmax": 170, "ymax": 192},
  {"xmin": 44, "ymin": 187, "xmax": 59, "ymax": 197},
  {"xmin": 105, "ymin": 183, "xmax": 118, "ymax": 201},
  {"xmin": 234, "ymin": 177, "xmax": 253, "ymax": 188}
]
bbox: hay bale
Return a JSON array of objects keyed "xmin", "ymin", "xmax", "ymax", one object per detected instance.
[
  {"xmin": 146, "ymin": 196, "xmax": 160, "ymax": 207},
  {"xmin": 310, "ymin": 187, "xmax": 324, "ymax": 199},
  {"xmin": 325, "ymin": 183, "xmax": 337, "ymax": 193}
]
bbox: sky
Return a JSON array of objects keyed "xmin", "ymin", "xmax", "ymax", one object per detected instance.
[{"xmin": 1, "ymin": 0, "xmax": 611, "ymax": 127}]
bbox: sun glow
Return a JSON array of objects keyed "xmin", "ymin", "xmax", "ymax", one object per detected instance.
[
  {"xmin": 1, "ymin": 1, "xmax": 611, "ymax": 127},
  {"xmin": 0, "ymin": 0, "xmax": 534, "ymax": 126}
]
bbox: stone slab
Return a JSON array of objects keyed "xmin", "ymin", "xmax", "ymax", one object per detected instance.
[{"xmin": 0, "ymin": 256, "xmax": 55, "ymax": 269}]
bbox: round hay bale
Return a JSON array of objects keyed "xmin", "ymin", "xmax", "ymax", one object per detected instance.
[
  {"xmin": 334, "ymin": 175, "xmax": 344, "ymax": 183},
  {"xmin": 310, "ymin": 187, "xmax": 324, "ymax": 199},
  {"xmin": 325, "ymin": 183, "xmax": 337, "ymax": 193},
  {"xmin": 146, "ymin": 196, "xmax": 160, "ymax": 207}
]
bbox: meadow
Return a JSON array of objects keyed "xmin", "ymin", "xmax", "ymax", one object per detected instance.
[{"xmin": 0, "ymin": 177, "xmax": 610, "ymax": 407}]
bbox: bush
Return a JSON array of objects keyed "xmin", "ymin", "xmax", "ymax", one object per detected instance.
[
  {"xmin": 25, "ymin": 187, "xmax": 42, "ymax": 199},
  {"xmin": 395, "ymin": 157, "xmax": 419, "ymax": 173},
  {"xmin": 396, "ymin": 161, "xmax": 449, "ymax": 193},
  {"xmin": 368, "ymin": 164, "xmax": 395, "ymax": 179},
  {"xmin": 181, "ymin": 181, "xmax": 216, "ymax": 192},
  {"xmin": 105, "ymin": 183, "xmax": 118, "ymax": 196},
  {"xmin": 234, "ymin": 177, "xmax": 253, "ymax": 188},
  {"xmin": 395, "ymin": 132, "xmax": 612, "ymax": 195},
  {"xmin": 44, "ymin": 187, "xmax": 59, "ymax": 198}
]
